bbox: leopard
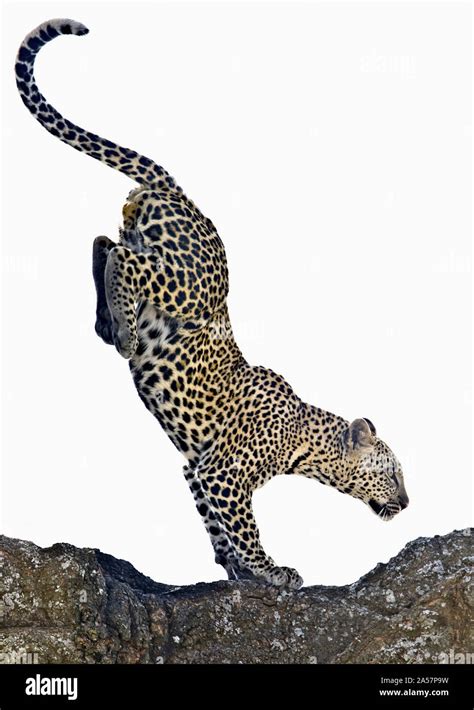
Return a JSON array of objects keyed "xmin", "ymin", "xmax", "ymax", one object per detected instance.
[{"xmin": 15, "ymin": 18, "xmax": 409, "ymax": 589}]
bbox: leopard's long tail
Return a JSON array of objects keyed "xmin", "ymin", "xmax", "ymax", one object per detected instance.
[{"xmin": 15, "ymin": 19, "xmax": 178, "ymax": 190}]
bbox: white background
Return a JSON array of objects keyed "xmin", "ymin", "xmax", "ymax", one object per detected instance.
[{"xmin": 1, "ymin": 1, "xmax": 472, "ymax": 587}]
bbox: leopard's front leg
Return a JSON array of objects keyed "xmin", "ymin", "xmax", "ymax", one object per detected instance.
[
  {"xmin": 196, "ymin": 458, "xmax": 304, "ymax": 590},
  {"xmin": 183, "ymin": 465, "xmax": 258, "ymax": 581}
]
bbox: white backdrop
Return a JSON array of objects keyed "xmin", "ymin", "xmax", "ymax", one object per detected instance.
[{"xmin": 2, "ymin": 1, "xmax": 472, "ymax": 587}]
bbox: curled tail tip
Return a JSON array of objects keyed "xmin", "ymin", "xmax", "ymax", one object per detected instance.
[
  {"xmin": 53, "ymin": 18, "xmax": 90, "ymax": 36},
  {"xmin": 38, "ymin": 18, "xmax": 89, "ymax": 36},
  {"xmin": 16, "ymin": 18, "xmax": 89, "ymax": 80},
  {"xmin": 19, "ymin": 18, "xmax": 89, "ymax": 53},
  {"xmin": 41, "ymin": 18, "xmax": 89, "ymax": 37}
]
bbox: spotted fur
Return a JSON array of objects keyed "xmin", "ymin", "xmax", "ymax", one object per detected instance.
[{"xmin": 16, "ymin": 19, "xmax": 409, "ymax": 589}]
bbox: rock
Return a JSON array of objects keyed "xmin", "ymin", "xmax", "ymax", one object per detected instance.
[{"xmin": 0, "ymin": 530, "xmax": 472, "ymax": 664}]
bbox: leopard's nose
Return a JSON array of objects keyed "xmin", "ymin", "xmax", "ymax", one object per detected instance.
[{"xmin": 398, "ymin": 493, "xmax": 409, "ymax": 510}]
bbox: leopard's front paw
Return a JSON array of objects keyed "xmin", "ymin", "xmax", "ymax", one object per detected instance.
[
  {"xmin": 263, "ymin": 565, "xmax": 304, "ymax": 590},
  {"xmin": 279, "ymin": 566, "xmax": 304, "ymax": 590}
]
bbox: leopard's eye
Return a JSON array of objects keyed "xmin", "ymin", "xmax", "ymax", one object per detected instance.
[{"xmin": 384, "ymin": 468, "xmax": 398, "ymax": 486}]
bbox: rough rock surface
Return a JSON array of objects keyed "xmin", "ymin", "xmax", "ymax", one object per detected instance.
[{"xmin": 0, "ymin": 529, "xmax": 472, "ymax": 664}]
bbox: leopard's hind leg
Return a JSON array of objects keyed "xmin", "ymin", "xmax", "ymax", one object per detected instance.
[
  {"xmin": 93, "ymin": 236, "xmax": 117, "ymax": 345},
  {"xmin": 105, "ymin": 245, "xmax": 203, "ymax": 359}
]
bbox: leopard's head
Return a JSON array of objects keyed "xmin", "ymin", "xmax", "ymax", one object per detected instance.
[{"xmin": 341, "ymin": 418, "xmax": 409, "ymax": 521}]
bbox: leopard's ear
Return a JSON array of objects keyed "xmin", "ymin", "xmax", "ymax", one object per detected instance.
[
  {"xmin": 362, "ymin": 418, "xmax": 376, "ymax": 436},
  {"xmin": 344, "ymin": 418, "xmax": 375, "ymax": 451}
]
